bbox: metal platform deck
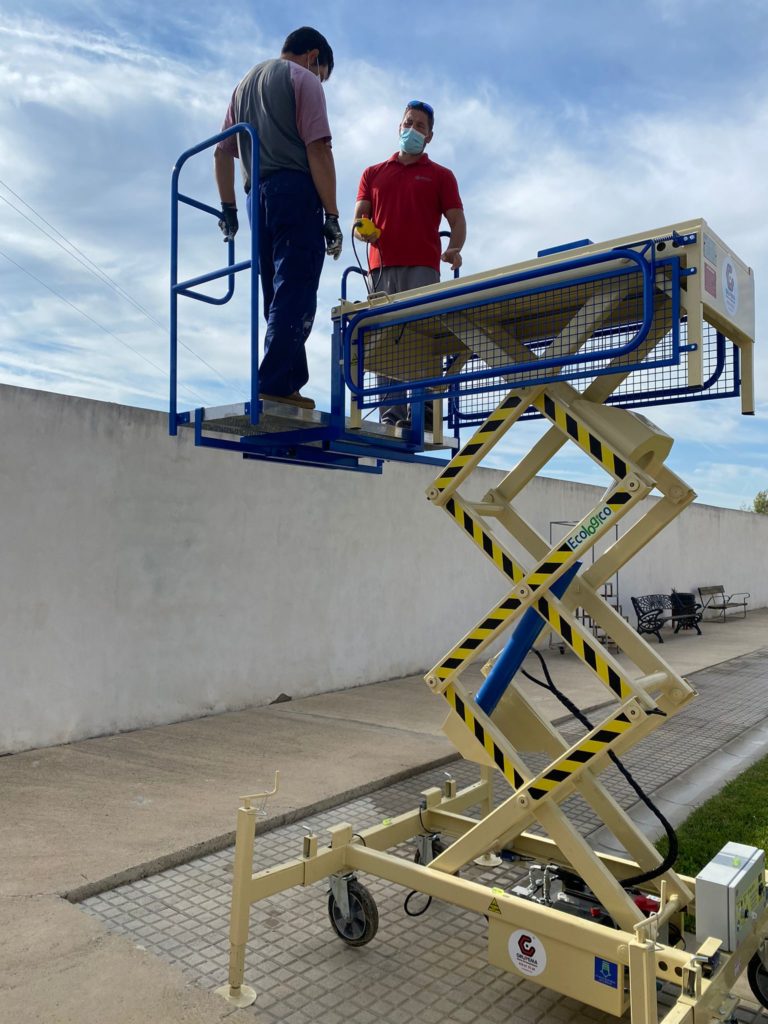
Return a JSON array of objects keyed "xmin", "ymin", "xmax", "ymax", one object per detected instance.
[{"xmin": 183, "ymin": 399, "xmax": 459, "ymax": 452}]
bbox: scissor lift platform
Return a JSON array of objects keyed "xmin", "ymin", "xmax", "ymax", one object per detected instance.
[
  {"xmin": 180, "ymin": 398, "xmax": 457, "ymax": 451},
  {"xmin": 172, "ymin": 138, "xmax": 755, "ymax": 469},
  {"xmin": 171, "ymin": 131, "xmax": 765, "ymax": 1023},
  {"xmin": 204, "ymin": 220, "xmax": 764, "ymax": 1021},
  {"xmin": 334, "ymin": 218, "xmax": 755, "ymax": 429}
]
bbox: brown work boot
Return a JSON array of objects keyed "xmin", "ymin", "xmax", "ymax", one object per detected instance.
[{"xmin": 260, "ymin": 392, "xmax": 316, "ymax": 410}]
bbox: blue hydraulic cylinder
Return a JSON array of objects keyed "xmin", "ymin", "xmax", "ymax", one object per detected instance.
[{"xmin": 476, "ymin": 562, "xmax": 581, "ymax": 716}]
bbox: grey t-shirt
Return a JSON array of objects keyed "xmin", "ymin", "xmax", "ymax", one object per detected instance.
[{"xmin": 218, "ymin": 58, "xmax": 331, "ymax": 193}]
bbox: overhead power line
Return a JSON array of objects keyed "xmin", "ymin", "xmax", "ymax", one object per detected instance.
[
  {"xmin": 0, "ymin": 247, "xmax": 209, "ymax": 407},
  {"xmin": 0, "ymin": 177, "xmax": 246, "ymax": 397}
]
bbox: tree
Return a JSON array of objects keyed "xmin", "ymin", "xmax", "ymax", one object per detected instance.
[{"xmin": 753, "ymin": 490, "xmax": 768, "ymax": 515}]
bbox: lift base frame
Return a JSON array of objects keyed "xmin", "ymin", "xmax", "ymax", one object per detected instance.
[{"xmin": 220, "ymin": 768, "xmax": 768, "ymax": 1023}]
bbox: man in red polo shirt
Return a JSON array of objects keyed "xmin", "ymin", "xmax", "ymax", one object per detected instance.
[{"xmin": 354, "ymin": 101, "xmax": 466, "ymax": 427}]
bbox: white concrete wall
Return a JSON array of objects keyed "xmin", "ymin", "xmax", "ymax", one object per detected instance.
[{"xmin": 2, "ymin": 383, "xmax": 767, "ymax": 754}]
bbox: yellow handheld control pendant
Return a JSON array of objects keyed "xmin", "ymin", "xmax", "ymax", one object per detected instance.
[{"xmin": 354, "ymin": 216, "xmax": 381, "ymax": 243}]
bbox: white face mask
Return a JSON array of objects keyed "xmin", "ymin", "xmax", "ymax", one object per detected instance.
[{"xmin": 399, "ymin": 127, "xmax": 426, "ymax": 155}]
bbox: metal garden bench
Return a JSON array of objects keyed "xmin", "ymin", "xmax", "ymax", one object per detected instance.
[
  {"xmin": 698, "ymin": 584, "xmax": 749, "ymax": 620},
  {"xmin": 631, "ymin": 592, "xmax": 703, "ymax": 643}
]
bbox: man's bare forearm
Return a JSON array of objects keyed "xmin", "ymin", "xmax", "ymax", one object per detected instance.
[
  {"xmin": 306, "ymin": 140, "xmax": 339, "ymax": 216},
  {"xmin": 214, "ymin": 148, "xmax": 237, "ymax": 205},
  {"xmin": 446, "ymin": 209, "xmax": 467, "ymax": 252}
]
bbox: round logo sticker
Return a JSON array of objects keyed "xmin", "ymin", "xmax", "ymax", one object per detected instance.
[
  {"xmin": 508, "ymin": 929, "xmax": 547, "ymax": 976},
  {"xmin": 723, "ymin": 257, "xmax": 738, "ymax": 316}
]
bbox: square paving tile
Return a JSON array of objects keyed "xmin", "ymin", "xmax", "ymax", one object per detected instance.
[{"xmin": 78, "ymin": 652, "xmax": 768, "ymax": 1024}]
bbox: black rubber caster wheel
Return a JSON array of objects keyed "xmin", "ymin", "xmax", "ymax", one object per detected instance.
[
  {"xmin": 327, "ymin": 879, "xmax": 379, "ymax": 946},
  {"xmin": 747, "ymin": 950, "xmax": 768, "ymax": 1010}
]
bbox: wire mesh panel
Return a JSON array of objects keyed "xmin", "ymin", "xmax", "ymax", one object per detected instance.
[
  {"xmin": 603, "ymin": 323, "xmax": 738, "ymax": 411},
  {"xmin": 450, "ymin": 321, "xmax": 738, "ymax": 428}
]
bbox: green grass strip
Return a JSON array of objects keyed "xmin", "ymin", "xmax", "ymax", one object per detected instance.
[{"xmin": 656, "ymin": 754, "xmax": 768, "ymax": 877}]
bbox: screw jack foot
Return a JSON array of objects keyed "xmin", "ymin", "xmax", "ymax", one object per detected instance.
[
  {"xmin": 215, "ymin": 983, "xmax": 257, "ymax": 1007},
  {"xmin": 474, "ymin": 852, "xmax": 502, "ymax": 867}
]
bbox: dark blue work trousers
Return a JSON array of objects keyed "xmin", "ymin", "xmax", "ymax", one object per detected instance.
[{"xmin": 247, "ymin": 170, "xmax": 324, "ymax": 397}]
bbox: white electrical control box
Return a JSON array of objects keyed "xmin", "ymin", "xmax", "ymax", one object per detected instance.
[{"xmin": 695, "ymin": 842, "xmax": 767, "ymax": 951}]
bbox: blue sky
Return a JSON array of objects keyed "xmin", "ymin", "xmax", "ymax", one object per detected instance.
[{"xmin": 1, "ymin": 0, "xmax": 766, "ymax": 508}]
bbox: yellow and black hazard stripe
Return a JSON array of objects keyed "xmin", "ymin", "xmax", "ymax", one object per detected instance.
[
  {"xmin": 432, "ymin": 394, "xmax": 524, "ymax": 496},
  {"xmin": 535, "ymin": 593, "xmax": 633, "ymax": 701},
  {"xmin": 523, "ymin": 542, "xmax": 573, "ymax": 591},
  {"xmin": 443, "ymin": 496, "xmax": 525, "ymax": 582},
  {"xmin": 532, "ymin": 394, "xmax": 628, "ymax": 479},
  {"xmin": 432, "ymin": 481, "xmax": 642, "ymax": 686},
  {"xmin": 444, "ymin": 684, "xmax": 525, "ymax": 791},
  {"xmin": 525, "ymin": 712, "xmax": 634, "ymax": 800},
  {"xmin": 432, "ymin": 596, "xmax": 522, "ymax": 681}
]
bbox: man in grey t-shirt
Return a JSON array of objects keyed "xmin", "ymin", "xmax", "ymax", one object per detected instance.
[{"xmin": 214, "ymin": 27, "xmax": 343, "ymax": 409}]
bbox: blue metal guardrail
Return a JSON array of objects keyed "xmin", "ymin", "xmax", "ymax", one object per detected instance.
[
  {"xmin": 171, "ymin": 132, "xmax": 721, "ymax": 469},
  {"xmin": 170, "ymin": 123, "xmax": 260, "ymax": 436},
  {"xmin": 338, "ymin": 241, "xmax": 680, "ymax": 413}
]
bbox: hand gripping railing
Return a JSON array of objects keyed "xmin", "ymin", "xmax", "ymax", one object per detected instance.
[{"xmin": 169, "ymin": 123, "xmax": 259, "ymax": 434}]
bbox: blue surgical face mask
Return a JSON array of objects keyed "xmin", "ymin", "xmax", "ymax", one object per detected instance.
[{"xmin": 399, "ymin": 127, "xmax": 426, "ymax": 155}]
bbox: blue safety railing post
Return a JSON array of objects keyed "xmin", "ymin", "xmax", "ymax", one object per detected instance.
[
  {"xmin": 332, "ymin": 268, "xmax": 367, "ymax": 430},
  {"xmin": 170, "ymin": 162, "xmax": 180, "ymax": 435},
  {"xmin": 169, "ymin": 123, "xmax": 259, "ymax": 433},
  {"xmin": 248, "ymin": 139, "xmax": 260, "ymax": 426}
]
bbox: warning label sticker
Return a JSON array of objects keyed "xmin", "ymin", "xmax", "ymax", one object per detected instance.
[
  {"xmin": 487, "ymin": 897, "xmax": 502, "ymax": 914},
  {"xmin": 704, "ymin": 263, "xmax": 717, "ymax": 298}
]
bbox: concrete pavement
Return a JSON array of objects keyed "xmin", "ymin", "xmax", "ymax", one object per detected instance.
[{"xmin": 2, "ymin": 610, "xmax": 767, "ymax": 1023}]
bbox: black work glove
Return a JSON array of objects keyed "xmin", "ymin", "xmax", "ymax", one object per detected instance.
[
  {"xmin": 323, "ymin": 213, "xmax": 343, "ymax": 260},
  {"xmin": 218, "ymin": 202, "xmax": 238, "ymax": 242}
]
